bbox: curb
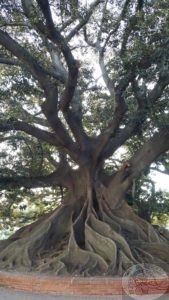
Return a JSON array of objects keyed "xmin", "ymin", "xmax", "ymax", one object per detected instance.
[{"xmin": 0, "ymin": 272, "xmax": 169, "ymax": 296}]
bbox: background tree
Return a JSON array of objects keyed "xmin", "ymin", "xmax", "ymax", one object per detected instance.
[{"xmin": 0, "ymin": 0, "xmax": 169, "ymax": 276}]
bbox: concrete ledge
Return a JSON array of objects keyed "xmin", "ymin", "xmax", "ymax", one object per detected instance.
[{"xmin": 0, "ymin": 272, "xmax": 169, "ymax": 296}]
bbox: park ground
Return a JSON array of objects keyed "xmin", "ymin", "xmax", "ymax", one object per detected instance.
[{"xmin": 0, "ymin": 287, "xmax": 169, "ymax": 300}]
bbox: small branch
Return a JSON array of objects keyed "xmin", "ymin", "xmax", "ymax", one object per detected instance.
[
  {"xmin": 102, "ymin": 0, "xmax": 131, "ymax": 53},
  {"xmin": 66, "ymin": 0, "xmax": 103, "ymax": 42},
  {"xmin": 11, "ymin": 102, "xmax": 48, "ymax": 127},
  {"xmin": 0, "ymin": 22, "xmax": 28, "ymax": 27},
  {"xmin": 150, "ymin": 166, "xmax": 169, "ymax": 176},
  {"xmin": 0, "ymin": 57, "xmax": 21, "ymax": 66},
  {"xmin": 97, "ymin": 0, "xmax": 132, "ymax": 94},
  {"xmin": 120, "ymin": 23, "xmax": 132, "ymax": 57},
  {"xmin": 136, "ymin": 0, "xmax": 144, "ymax": 11},
  {"xmin": 132, "ymin": 77, "xmax": 147, "ymax": 109},
  {"xmin": 60, "ymin": 17, "xmax": 75, "ymax": 32},
  {"xmin": 148, "ymin": 73, "xmax": 169, "ymax": 103},
  {"xmin": 120, "ymin": 1, "xmax": 142, "ymax": 57},
  {"xmin": 99, "ymin": 51, "xmax": 115, "ymax": 96},
  {"xmin": 96, "ymin": 0, "xmax": 108, "ymax": 46},
  {"xmin": 83, "ymin": 26, "xmax": 97, "ymax": 48},
  {"xmin": 0, "ymin": 134, "xmax": 31, "ymax": 144}
]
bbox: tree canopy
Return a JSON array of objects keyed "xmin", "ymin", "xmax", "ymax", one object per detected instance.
[{"xmin": 0, "ymin": 0, "xmax": 169, "ymax": 276}]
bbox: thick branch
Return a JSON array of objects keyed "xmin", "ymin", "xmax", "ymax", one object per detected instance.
[
  {"xmin": 94, "ymin": 72, "xmax": 135, "ymax": 160},
  {"xmin": 33, "ymin": 1, "xmax": 87, "ymax": 147},
  {"xmin": 0, "ymin": 118, "xmax": 86, "ymax": 164},
  {"xmin": 101, "ymin": 70, "xmax": 169, "ymax": 161},
  {"xmin": 35, "ymin": 0, "xmax": 75, "ymax": 66},
  {"xmin": 0, "ymin": 168, "xmax": 71, "ymax": 190},
  {"xmin": 0, "ymin": 28, "xmax": 82, "ymax": 155},
  {"xmin": 0, "ymin": 119, "xmax": 64, "ymax": 147},
  {"xmin": 106, "ymin": 128, "xmax": 169, "ymax": 205},
  {"xmin": 62, "ymin": 87, "xmax": 90, "ymax": 148},
  {"xmin": 130, "ymin": 128, "xmax": 169, "ymax": 180},
  {"xmin": 97, "ymin": 0, "xmax": 132, "ymax": 94},
  {"xmin": 0, "ymin": 55, "xmax": 65, "ymax": 83},
  {"xmin": 87, "ymin": 1, "xmax": 135, "ymax": 159},
  {"xmin": 0, "ymin": 29, "xmax": 64, "ymax": 85},
  {"xmin": 94, "ymin": 98, "xmax": 127, "ymax": 161},
  {"xmin": 101, "ymin": 107, "xmax": 146, "ymax": 160}
]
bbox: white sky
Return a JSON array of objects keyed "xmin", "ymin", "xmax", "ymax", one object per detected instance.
[{"xmin": 151, "ymin": 172, "xmax": 169, "ymax": 192}]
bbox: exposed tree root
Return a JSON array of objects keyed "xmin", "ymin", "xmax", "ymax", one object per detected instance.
[
  {"xmin": 0, "ymin": 187, "xmax": 169, "ymax": 277},
  {"xmin": 0, "ymin": 205, "xmax": 73, "ymax": 271}
]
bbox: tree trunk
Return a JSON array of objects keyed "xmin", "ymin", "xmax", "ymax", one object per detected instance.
[{"xmin": 0, "ymin": 167, "xmax": 169, "ymax": 276}]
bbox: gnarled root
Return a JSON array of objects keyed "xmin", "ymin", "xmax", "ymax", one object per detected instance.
[{"xmin": 0, "ymin": 192, "xmax": 169, "ymax": 276}]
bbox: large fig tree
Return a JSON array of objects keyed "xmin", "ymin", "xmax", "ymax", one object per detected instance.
[{"xmin": 0, "ymin": 0, "xmax": 169, "ymax": 276}]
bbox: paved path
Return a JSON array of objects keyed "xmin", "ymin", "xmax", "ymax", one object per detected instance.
[{"xmin": 0, "ymin": 288, "xmax": 169, "ymax": 300}]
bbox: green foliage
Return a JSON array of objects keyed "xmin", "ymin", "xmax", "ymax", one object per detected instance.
[
  {"xmin": 0, "ymin": 187, "xmax": 62, "ymax": 230},
  {"xmin": 126, "ymin": 175, "xmax": 169, "ymax": 225},
  {"xmin": 152, "ymin": 214, "xmax": 169, "ymax": 228}
]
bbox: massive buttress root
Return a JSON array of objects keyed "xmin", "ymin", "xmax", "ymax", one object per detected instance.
[{"xmin": 0, "ymin": 179, "xmax": 169, "ymax": 276}]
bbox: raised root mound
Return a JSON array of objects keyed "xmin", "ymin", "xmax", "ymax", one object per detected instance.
[{"xmin": 0, "ymin": 199, "xmax": 169, "ymax": 276}]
